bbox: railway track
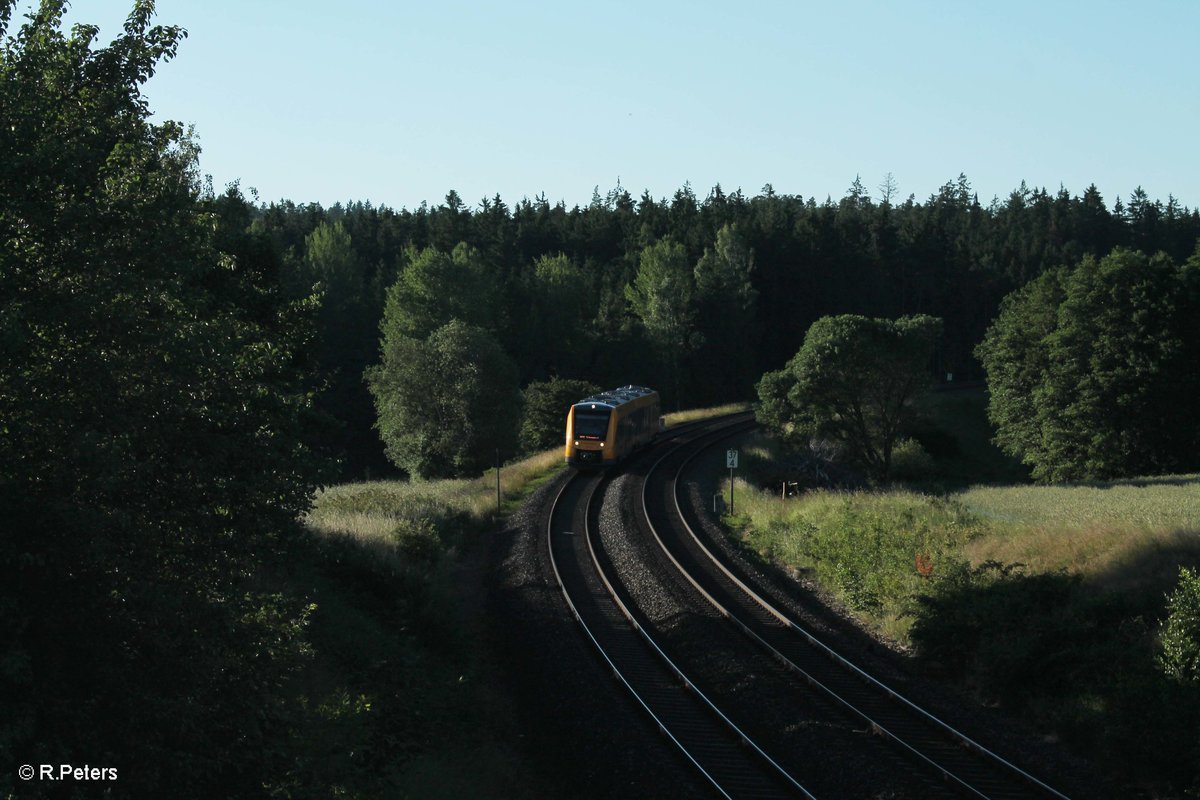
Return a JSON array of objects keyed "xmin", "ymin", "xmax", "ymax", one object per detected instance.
[
  {"xmin": 546, "ymin": 412, "xmax": 1074, "ymax": 797},
  {"xmin": 546, "ymin": 416, "xmax": 813, "ymax": 799},
  {"xmin": 634, "ymin": 419, "xmax": 1073, "ymax": 799}
]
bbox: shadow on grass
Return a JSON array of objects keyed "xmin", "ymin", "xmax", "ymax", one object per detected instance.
[
  {"xmin": 910, "ymin": 548, "xmax": 1200, "ymax": 795},
  {"xmin": 1073, "ymin": 474, "xmax": 1200, "ymax": 490}
]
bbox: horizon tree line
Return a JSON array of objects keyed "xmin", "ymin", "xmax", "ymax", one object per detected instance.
[{"xmin": 231, "ymin": 176, "xmax": 1200, "ymax": 477}]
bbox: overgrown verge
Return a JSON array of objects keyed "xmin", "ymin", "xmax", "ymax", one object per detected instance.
[
  {"xmin": 729, "ymin": 484, "xmax": 981, "ymax": 642},
  {"xmin": 663, "ymin": 402, "xmax": 751, "ymax": 427},
  {"xmin": 275, "ymin": 447, "xmax": 566, "ymax": 797}
]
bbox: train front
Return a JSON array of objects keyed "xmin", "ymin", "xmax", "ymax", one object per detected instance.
[{"xmin": 565, "ymin": 401, "xmax": 614, "ymax": 467}]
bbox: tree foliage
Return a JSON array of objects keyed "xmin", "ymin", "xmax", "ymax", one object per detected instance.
[
  {"xmin": 976, "ymin": 247, "xmax": 1200, "ymax": 481},
  {"xmin": 625, "ymin": 237, "xmax": 700, "ymax": 402},
  {"xmin": 1160, "ymin": 567, "xmax": 1200, "ymax": 686},
  {"xmin": 303, "ymin": 219, "xmax": 365, "ymax": 319},
  {"xmin": 294, "ymin": 219, "xmax": 383, "ymax": 473},
  {"xmin": 246, "ymin": 173, "xmax": 1197, "ymax": 478},
  {"xmin": 756, "ymin": 315, "xmax": 942, "ymax": 480},
  {"xmin": 383, "ymin": 242, "xmax": 498, "ymax": 340},
  {"xmin": 367, "ymin": 319, "xmax": 521, "ymax": 478},
  {"xmin": 0, "ymin": 2, "xmax": 322, "ymax": 793},
  {"xmin": 522, "ymin": 253, "xmax": 593, "ymax": 374},
  {"xmin": 693, "ymin": 223, "xmax": 758, "ymax": 401},
  {"xmin": 519, "ymin": 377, "xmax": 601, "ymax": 454}
]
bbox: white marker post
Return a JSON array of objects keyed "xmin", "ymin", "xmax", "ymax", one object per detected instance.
[{"xmin": 726, "ymin": 448, "xmax": 738, "ymax": 515}]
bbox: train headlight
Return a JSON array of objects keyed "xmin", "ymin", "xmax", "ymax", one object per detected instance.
[
  {"xmin": 574, "ymin": 441, "xmax": 579, "ymax": 446},
  {"xmin": 600, "ymin": 442, "xmax": 604, "ymax": 447}
]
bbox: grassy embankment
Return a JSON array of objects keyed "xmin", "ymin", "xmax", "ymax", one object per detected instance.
[
  {"xmin": 292, "ymin": 402, "xmax": 744, "ymax": 796},
  {"xmin": 286, "ymin": 446, "xmax": 562, "ymax": 798},
  {"xmin": 725, "ymin": 388, "xmax": 1200, "ymax": 792}
]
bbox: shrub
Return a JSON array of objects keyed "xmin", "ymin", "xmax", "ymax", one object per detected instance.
[
  {"xmin": 890, "ymin": 438, "xmax": 936, "ymax": 481},
  {"xmin": 1160, "ymin": 566, "xmax": 1200, "ymax": 684},
  {"xmin": 392, "ymin": 517, "xmax": 443, "ymax": 563}
]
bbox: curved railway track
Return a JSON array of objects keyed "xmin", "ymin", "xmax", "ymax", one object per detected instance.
[
  {"xmin": 546, "ymin": 412, "xmax": 1074, "ymax": 798},
  {"xmin": 637, "ymin": 419, "xmax": 1072, "ymax": 799},
  {"xmin": 546, "ymin": 416, "xmax": 812, "ymax": 799}
]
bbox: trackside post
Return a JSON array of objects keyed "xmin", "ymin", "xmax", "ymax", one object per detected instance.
[{"xmin": 726, "ymin": 448, "xmax": 738, "ymax": 515}]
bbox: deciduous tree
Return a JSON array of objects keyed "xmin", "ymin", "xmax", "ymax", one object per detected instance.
[
  {"xmin": 0, "ymin": 2, "xmax": 322, "ymax": 792},
  {"xmin": 625, "ymin": 237, "xmax": 700, "ymax": 404},
  {"xmin": 976, "ymin": 247, "xmax": 1200, "ymax": 481},
  {"xmin": 367, "ymin": 319, "xmax": 521, "ymax": 478},
  {"xmin": 384, "ymin": 242, "xmax": 498, "ymax": 340},
  {"xmin": 756, "ymin": 315, "xmax": 942, "ymax": 480}
]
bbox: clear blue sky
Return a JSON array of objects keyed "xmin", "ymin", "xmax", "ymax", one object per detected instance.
[{"xmin": 34, "ymin": 0, "xmax": 1200, "ymax": 210}]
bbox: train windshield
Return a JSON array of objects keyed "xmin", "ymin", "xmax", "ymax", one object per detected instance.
[{"xmin": 573, "ymin": 409, "xmax": 611, "ymax": 439}]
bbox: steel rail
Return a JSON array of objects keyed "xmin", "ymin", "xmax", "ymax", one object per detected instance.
[
  {"xmin": 640, "ymin": 424, "xmax": 1071, "ymax": 800},
  {"xmin": 546, "ymin": 473, "xmax": 727, "ymax": 797},
  {"xmin": 545, "ymin": 415, "xmax": 813, "ymax": 800}
]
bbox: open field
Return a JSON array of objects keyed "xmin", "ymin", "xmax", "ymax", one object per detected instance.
[
  {"xmin": 959, "ymin": 477, "xmax": 1200, "ymax": 595},
  {"xmin": 961, "ymin": 476, "xmax": 1200, "ymax": 531}
]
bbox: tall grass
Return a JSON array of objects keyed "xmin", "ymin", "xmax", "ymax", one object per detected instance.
[
  {"xmin": 731, "ymin": 482, "xmax": 984, "ymax": 640},
  {"xmin": 663, "ymin": 402, "xmax": 751, "ymax": 427},
  {"xmin": 306, "ymin": 447, "xmax": 564, "ymax": 550},
  {"xmin": 958, "ymin": 475, "xmax": 1200, "ymax": 595}
]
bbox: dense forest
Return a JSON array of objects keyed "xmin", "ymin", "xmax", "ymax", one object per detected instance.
[{"xmin": 238, "ymin": 176, "xmax": 1200, "ymax": 477}]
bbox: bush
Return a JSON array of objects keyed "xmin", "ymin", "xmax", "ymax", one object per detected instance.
[
  {"xmin": 392, "ymin": 517, "xmax": 443, "ymax": 563},
  {"xmin": 1160, "ymin": 566, "xmax": 1200, "ymax": 684},
  {"xmin": 911, "ymin": 561, "xmax": 1200, "ymax": 790},
  {"xmin": 890, "ymin": 438, "xmax": 936, "ymax": 481}
]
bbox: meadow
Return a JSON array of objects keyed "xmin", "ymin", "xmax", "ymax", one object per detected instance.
[{"xmin": 960, "ymin": 478, "xmax": 1200, "ymax": 595}]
